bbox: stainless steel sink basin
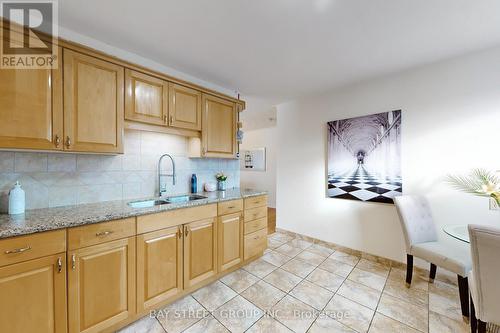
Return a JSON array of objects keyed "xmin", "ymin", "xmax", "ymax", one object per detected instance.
[{"xmin": 128, "ymin": 195, "xmax": 207, "ymax": 208}]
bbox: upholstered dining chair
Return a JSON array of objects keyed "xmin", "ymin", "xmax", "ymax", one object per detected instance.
[
  {"xmin": 468, "ymin": 224, "xmax": 500, "ymax": 333},
  {"xmin": 394, "ymin": 195, "xmax": 471, "ymax": 318}
]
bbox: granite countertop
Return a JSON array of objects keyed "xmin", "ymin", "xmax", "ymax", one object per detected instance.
[{"xmin": 0, "ymin": 188, "xmax": 267, "ymax": 239}]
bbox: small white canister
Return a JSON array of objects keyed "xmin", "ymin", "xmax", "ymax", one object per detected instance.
[{"xmin": 9, "ymin": 181, "xmax": 25, "ymax": 215}]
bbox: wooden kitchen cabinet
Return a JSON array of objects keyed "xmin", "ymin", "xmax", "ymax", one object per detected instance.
[
  {"xmin": 68, "ymin": 237, "xmax": 135, "ymax": 333},
  {"xmin": 218, "ymin": 212, "xmax": 243, "ymax": 272},
  {"xmin": 201, "ymin": 94, "xmax": 237, "ymax": 158},
  {"xmin": 125, "ymin": 69, "xmax": 168, "ymax": 126},
  {"xmin": 0, "ymin": 254, "xmax": 67, "ymax": 333},
  {"xmin": 183, "ymin": 218, "xmax": 218, "ymax": 289},
  {"xmin": 63, "ymin": 49, "xmax": 124, "ymax": 153},
  {"xmin": 0, "ymin": 46, "xmax": 63, "ymax": 150},
  {"xmin": 168, "ymin": 83, "xmax": 202, "ymax": 131},
  {"xmin": 137, "ymin": 226, "xmax": 183, "ymax": 312}
]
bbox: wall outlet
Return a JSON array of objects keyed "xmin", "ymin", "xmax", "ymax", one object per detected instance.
[{"xmin": 490, "ymin": 198, "xmax": 500, "ymax": 210}]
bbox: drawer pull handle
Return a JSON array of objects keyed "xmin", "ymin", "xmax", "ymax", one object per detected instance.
[
  {"xmin": 57, "ymin": 257, "xmax": 63, "ymax": 273},
  {"xmin": 178, "ymin": 227, "xmax": 183, "ymax": 239},
  {"xmin": 185, "ymin": 226, "xmax": 190, "ymax": 236},
  {"xmin": 228, "ymin": 206, "xmax": 235, "ymax": 209},
  {"xmin": 4, "ymin": 246, "xmax": 31, "ymax": 254},
  {"xmin": 96, "ymin": 230, "xmax": 114, "ymax": 237},
  {"xmin": 71, "ymin": 254, "xmax": 76, "ymax": 270}
]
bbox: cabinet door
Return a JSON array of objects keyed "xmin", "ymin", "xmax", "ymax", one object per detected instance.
[
  {"xmin": 125, "ymin": 69, "xmax": 168, "ymax": 126},
  {"xmin": 68, "ymin": 238, "xmax": 135, "ymax": 333},
  {"xmin": 169, "ymin": 83, "xmax": 201, "ymax": 130},
  {"xmin": 63, "ymin": 49, "xmax": 124, "ymax": 153},
  {"xmin": 0, "ymin": 254, "xmax": 67, "ymax": 333},
  {"xmin": 201, "ymin": 94, "xmax": 237, "ymax": 158},
  {"xmin": 218, "ymin": 212, "xmax": 243, "ymax": 272},
  {"xmin": 0, "ymin": 46, "xmax": 63, "ymax": 150},
  {"xmin": 184, "ymin": 218, "xmax": 217, "ymax": 289},
  {"xmin": 137, "ymin": 226, "xmax": 183, "ymax": 312}
]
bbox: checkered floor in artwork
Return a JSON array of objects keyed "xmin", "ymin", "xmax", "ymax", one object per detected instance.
[{"xmin": 328, "ymin": 166, "xmax": 402, "ymax": 203}]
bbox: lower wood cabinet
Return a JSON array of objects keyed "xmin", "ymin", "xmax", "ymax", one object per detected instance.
[
  {"xmin": 68, "ymin": 237, "xmax": 135, "ymax": 333},
  {"xmin": 137, "ymin": 226, "xmax": 183, "ymax": 312},
  {"xmin": 0, "ymin": 254, "xmax": 67, "ymax": 333},
  {"xmin": 183, "ymin": 218, "xmax": 218, "ymax": 289},
  {"xmin": 218, "ymin": 212, "xmax": 243, "ymax": 272}
]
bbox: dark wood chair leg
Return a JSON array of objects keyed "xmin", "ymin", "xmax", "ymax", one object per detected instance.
[
  {"xmin": 457, "ymin": 275, "xmax": 469, "ymax": 318},
  {"xmin": 406, "ymin": 254, "xmax": 413, "ymax": 287},
  {"xmin": 470, "ymin": 295, "xmax": 477, "ymax": 333},
  {"xmin": 478, "ymin": 320, "xmax": 486, "ymax": 333},
  {"xmin": 429, "ymin": 263, "xmax": 437, "ymax": 283}
]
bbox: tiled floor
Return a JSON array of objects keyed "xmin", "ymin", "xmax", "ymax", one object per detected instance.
[{"xmin": 118, "ymin": 231, "xmax": 471, "ymax": 333}]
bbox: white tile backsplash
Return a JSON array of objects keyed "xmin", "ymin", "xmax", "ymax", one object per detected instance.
[{"xmin": 0, "ymin": 130, "xmax": 240, "ymax": 210}]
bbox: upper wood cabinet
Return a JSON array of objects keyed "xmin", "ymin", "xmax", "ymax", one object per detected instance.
[
  {"xmin": 201, "ymin": 94, "xmax": 237, "ymax": 158},
  {"xmin": 0, "ymin": 254, "xmax": 67, "ymax": 333},
  {"xmin": 125, "ymin": 69, "xmax": 168, "ymax": 126},
  {"xmin": 137, "ymin": 226, "xmax": 183, "ymax": 312},
  {"xmin": 63, "ymin": 49, "xmax": 124, "ymax": 154},
  {"xmin": 218, "ymin": 212, "xmax": 243, "ymax": 272},
  {"xmin": 168, "ymin": 83, "xmax": 202, "ymax": 131},
  {"xmin": 183, "ymin": 218, "xmax": 218, "ymax": 289},
  {"xmin": 68, "ymin": 237, "xmax": 135, "ymax": 333},
  {"xmin": 0, "ymin": 47, "xmax": 63, "ymax": 150}
]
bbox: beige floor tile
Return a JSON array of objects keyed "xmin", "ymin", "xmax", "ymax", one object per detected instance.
[
  {"xmin": 191, "ymin": 281, "xmax": 237, "ymax": 311},
  {"xmin": 428, "ymin": 280, "xmax": 462, "ymax": 321},
  {"xmin": 307, "ymin": 244, "xmax": 334, "ymax": 257},
  {"xmin": 157, "ymin": 295, "xmax": 208, "ymax": 333},
  {"xmin": 295, "ymin": 250, "xmax": 326, "ymax": 266},
  {"xmin": 347, "ymin": 267, "xmax": 387, "ymax": 292},
  {"xmin": 288, "ymin": 238, "xmax": 314, "ymax": 250},
  {"xmin": 213, "ymin": 296, "xmax": 264, "ymax": 333},
  {"xmin": 368, "ymin": 313, "xmax": 421, "ymax": 333},
  {"xmin": 246, "ymin": 316, "xmax": 293, "ymax": 333},
  {"xmin": 324, "ymin": 294, "xmax": 374, "ymax": 333},
  {"xmin": 383, "ymin": 278, "xmax": 428, "ymax": 307},
  {"xmin": 271, "ymin": 295, "xmax": 318, "ymax": 333},
  {"xmin": 319, "ymin": 258, "xmax": 354, "ymax": 278},
  {"xmin": 183, "ymin": 315, "xmax": 229, "ymax": 333},
  {"xmin": 429, "ymin": 311, "xmax": 468, "ymax": 333},
  {"xmin": 377, "ymin": 293, "xmax": 429, "ymax": 333},
  {"xmin": 308, "ymin": 314, "xmax": 356, "ymax": 333},
  {"xmin": 281, "ymin": 258, "xmax": 317, "ymax": 278},
  {"xmin": 435, "ymin": 268, "xmax": 458, "ymax": 286},
  {"xmin": 289, "ymin": 279, "xmax": 333, "ymax": 310},
  {"xmin": 263, "ymin": 268, "xmax": 302, "ymax": 293},
  {"xmin": 306, "ymin": 268, "xmax": 345, "ymax": 292},
  {"xmin": 337, "ymin": 279, "xmax": 381, "ymax": 310},
  {"xmin": 388, "ymin": 268, "xmax": 429, "ymax": 291},
  {"xmin": 241, "ymin": 280, "xmax": 286, "ymax": 311},
  {"xmin": 269, "ymin": 233, "xmax": 294, "ymax": 243},
  {"xmin": 220, "ymin": 269, "xmax": 259, "ymax": 293},
  {"xmin": 262, "ymin": 251, "xmax": 292, "ymax": 266},
  {"xmin": 356, "ymin": 259, "xmax": 390, "ymax": 278},
  {"xmin": 329, "ymin": 251, "xmax": 360, "ymax": 266},
  {"xmin": 275, "ymin": 243, "xmax": 303, "ymax": 257},
  {"xmin": 268, "ymin": 238, "xmax": 285, "ymax": 249},
  {"xmin": 242, "ymin": 258, "xmax": 277, "ymax": 278},
  {"xmin": 117, "ymin": 316, "xmax": 165, "ymax": 333}
]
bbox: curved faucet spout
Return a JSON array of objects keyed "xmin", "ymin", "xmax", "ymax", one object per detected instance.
[{"xmin": 158, "ymin": 154, "xmax": 176, "ymax": 197}]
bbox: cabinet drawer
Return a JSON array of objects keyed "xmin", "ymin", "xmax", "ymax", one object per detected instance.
[
  {"xmin": 68, "ymin": 218, "xmax": 136, "ymax": 250},
  {"xmin": 244, "ymin": 228, "xmax": 267, "ymax": 260},
  {"xmin": 244, "ymin": 206, "xmax": 267, "ymax": 223},
  {"xmin": 244, "ymin": 195, "xmax": 267, "ymax": 209},
  {"xmin": 0, "ymin": 229, "xmax": 66, "ymax": 267},
  {"xmin": 244, "ymin": 217, "xmax": 267, "ymax": 235},
  {"xmin": 218, "ymin": 199, "xmax": 243, "ymax": 215}
]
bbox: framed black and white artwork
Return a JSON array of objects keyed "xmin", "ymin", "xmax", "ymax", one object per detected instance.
[{"xmin": 327, "ymin": 110, "xmax": 402, "ymax": 203}]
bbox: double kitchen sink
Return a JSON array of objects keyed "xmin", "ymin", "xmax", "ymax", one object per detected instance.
[{"xmin": 127, "ymin": 194, "xmax": 208, "ymax": 208}]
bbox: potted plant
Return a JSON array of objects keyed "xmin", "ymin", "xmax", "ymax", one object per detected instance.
[
  {"xmin": 216, "ymin": 172, "xmax": 228, "ymax": 191},
  {"xmin": 448, "ymin": 169, "xmax": 500, "ymax": 208}
]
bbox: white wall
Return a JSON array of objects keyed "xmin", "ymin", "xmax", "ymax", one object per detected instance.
[
  {"xmin": 240, "ymin": 97, "xmax": 278, "ymax": 207},
  {"xmin": 276, "ymin": 46, "xmax": 500, "ymax": 263}
]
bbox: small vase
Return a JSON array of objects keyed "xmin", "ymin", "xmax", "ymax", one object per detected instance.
[{"xmin": 217, "ymin": 180, "xmax": 226, "ymax": 191}]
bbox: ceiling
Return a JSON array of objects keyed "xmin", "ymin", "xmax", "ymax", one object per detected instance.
[{"xmin": 59, "ymin": 0, "xmax": 500, "ymax": 102}]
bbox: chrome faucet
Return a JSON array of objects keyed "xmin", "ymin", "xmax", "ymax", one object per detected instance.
[{"xmin": 158, "ymin": 154, "xmax": 176, "ymax": 197}]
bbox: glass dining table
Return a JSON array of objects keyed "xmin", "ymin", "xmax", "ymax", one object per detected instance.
[{"xmin": 443, "ymin": 225, "xmax": 469, "ymax": 243}]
